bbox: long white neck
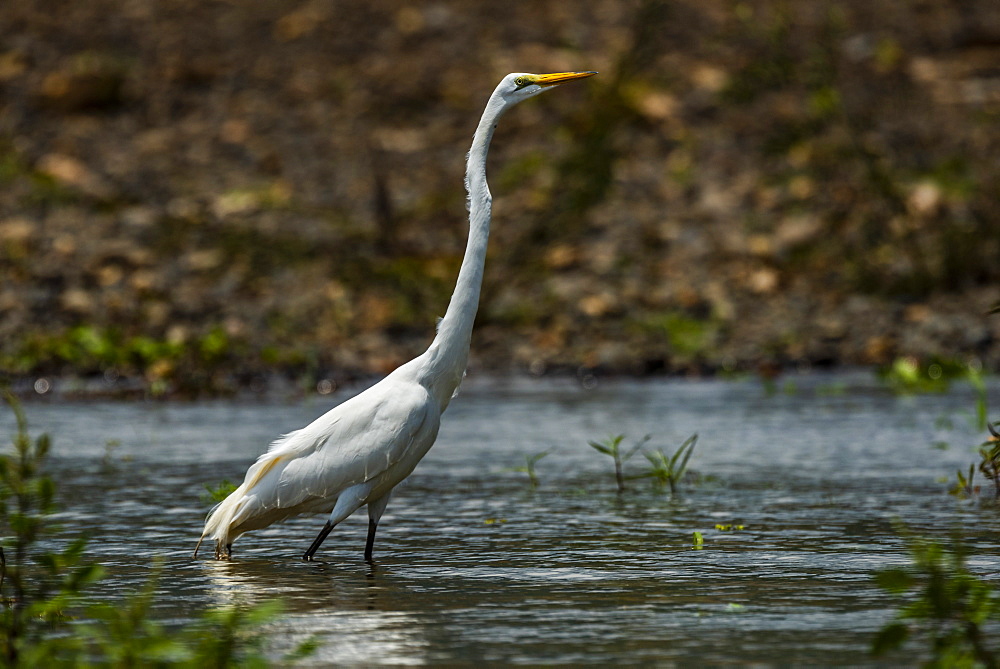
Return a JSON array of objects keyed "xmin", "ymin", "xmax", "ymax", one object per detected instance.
[{"xmin": 419, "ymin": 91, "xmax": 509, "ymax": 407}]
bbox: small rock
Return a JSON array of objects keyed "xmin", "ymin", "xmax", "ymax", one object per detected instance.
[
  {"xmin": 545, "ymin": 244, "xmax": 578, "ymax": 270},
  {"xmin": 578, "ymin": 292, "xmax": 618, "ymax": 318},
  {"xmin": 144, "ymin": 302, "xmax": 171, "ymax": 328},
  {"xmin": 146, "ymin": 358, "xmax": 174, "ymax": 381},
  {"xmin": 773, "ymin": 215, "xmax": 822, "ymax": 255},
  {"xmin": 904, "ymin": 304, "xmax": 931, "ymax": 323},
  {"xmin": 747, "ymin": 234, "xmax": 772, "ymax": 256},
  {"xmin": 864, "ymin": 335, "xmax": 896, "ymax": 365},
  {"xmin": 691, "ymin": 65, "xmax": 727, "ymax": 92},
  {"xmin": 60, "ymin": 288, "xmax": 94, "ymax": 314},
  {"xmin": 129, "ymin": 269, "xmax": 158, "ymax": 293},
  {"xmin": 185, "ymin": 249, "xmax": 223, "ymax": 272},
  {"xmin": 95, "ymin": 264, "xmax": 124, "ymax": 287},
  {"xmin": 908, "ymin": 181, "xmax": 942, "ymax": 216},
  {"xmin": 121, "ymin": 206, "xmax": 157, "ymax": 228},
  {"xmin": 631, "ymin": 89, "xmax": 679, "ymax": 121},
  {"xmin": 50, "ymin": 234, "xmax": 76, "ymax": 257},
  {"xmin": 36, "ymin": 153, "xmax": 115, "ymax": 200},
  {"xmin": 212, "ymin": 191, "xmax": 260, "ymax": 218},
  {"xmin": 0, "ymin": 50, "xmax": 27, "ymax": 81},
  {"xmin": 748, "ymin": 268, "xmax": 779, "ymax": 294},
  {"xmin": 788, "ymin": 176, "xmax": 815, "ymax": 199},
  {"xmin": 0, "ymin": 218, "xmax": 35, "ymax": 245}
]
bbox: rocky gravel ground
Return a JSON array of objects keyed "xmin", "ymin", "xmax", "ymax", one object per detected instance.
[{"xmin": 1, "ymin": 0, "xmax": 998, "ymax": 396}]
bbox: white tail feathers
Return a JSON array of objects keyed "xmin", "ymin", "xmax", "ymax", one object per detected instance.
[
  {"xmin": 193, "ymin": 487, "xmax": 246, "ymax": 559},
  {"xmin": 194, "ymin": 449, "xmax": 291, "ymax": 559}
]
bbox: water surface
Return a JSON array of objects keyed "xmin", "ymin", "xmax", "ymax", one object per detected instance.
[{"xmin": 6, "ymin": 371, "xmax": 999, "ymax": 665}]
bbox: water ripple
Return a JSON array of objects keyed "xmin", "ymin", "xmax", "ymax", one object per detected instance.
[{"xmin": 4, "ymin": 373, "xmax": 999, "ymax": 665}]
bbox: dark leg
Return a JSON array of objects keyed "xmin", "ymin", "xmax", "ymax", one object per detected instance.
[
  {"xmin": 213, "ymin": 542, "xmax": 233, "ymax": 561},
  {"xmin": 303, "ymin": 521, "xmax": 335, "ymax": 561},
  {"xmin": 364, "ymin": 518, "xmax": 378, "ymax": 563}
]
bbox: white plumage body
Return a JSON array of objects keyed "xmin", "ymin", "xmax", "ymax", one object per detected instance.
[
  {"xmin": 195, "ymin": 70, "xmax": 596, "ymax": 561},
  {"xmin": 197, "ymin": 357, "xmax": 442, "ymax": 557}
]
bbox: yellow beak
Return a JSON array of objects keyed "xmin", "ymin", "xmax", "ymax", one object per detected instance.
[{"xmin": 534, "ymin": 71, "xmax": 598, "ymax": 87}]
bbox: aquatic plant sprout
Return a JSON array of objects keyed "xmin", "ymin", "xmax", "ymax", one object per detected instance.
[
  {"xmin": 588, "ymin": 434, "xmax": 648, "ymax": 493},
  {"xmin": 968, "ymin": 367, "xmax": 988, "ymax": 431},
  {"xmin": 512, "ymin": 451, "xmax": 549, "ymax": 488},
  {"xmin": 947, "ymin": 420, "xmax": 1000, "ymax": 501},
  {"xmin": 978, "ymin": 422, "xmax": 1000, "ymax": 500},
  {"xmin": 639, "ymin": 434, "xmax": 698, "ymax": 495},
  {"xmin": 950, "ymin": 464, "xmax": 978, "ymax": 499}
]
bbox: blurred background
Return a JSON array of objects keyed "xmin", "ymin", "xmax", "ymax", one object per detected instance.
[{"xmin": 0, "ymin": 0, "xmax": 998, "ymax": 395}]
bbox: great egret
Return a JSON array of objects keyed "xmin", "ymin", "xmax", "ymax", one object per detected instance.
[{"xmin": 195, "ymin": 71, "xmax": 597, "ymax": 562}]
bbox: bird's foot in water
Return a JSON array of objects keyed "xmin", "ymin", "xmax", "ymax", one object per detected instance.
[{"xmin": 213, "ymin": 544, "xmax": 233, "ymax": 561}]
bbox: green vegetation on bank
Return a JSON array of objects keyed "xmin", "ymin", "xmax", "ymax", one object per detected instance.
[
  {"xmin": 874, "ymin": 530, "xmax": 1000, "ymax": 666},
  {"xmin": 0, "ymin": 391, "xmax": 315, "ymax": 665}
]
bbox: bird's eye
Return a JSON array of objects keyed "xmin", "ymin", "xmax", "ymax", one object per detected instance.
[{"xmin": 514, "ymin": 76, "xmax": 526, "ymax": 87}]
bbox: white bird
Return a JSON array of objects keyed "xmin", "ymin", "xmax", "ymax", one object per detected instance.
[{"xmin": 195, "ymin": 71, "xmax": 597, "ymax": 562}]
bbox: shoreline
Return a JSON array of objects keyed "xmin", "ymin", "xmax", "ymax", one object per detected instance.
[{"xmin": 2, "ymin": 358, "xmax": 988, "ymax": 402}]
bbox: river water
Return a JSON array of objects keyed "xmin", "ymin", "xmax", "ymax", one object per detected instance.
[{"xmin": 5, "ymin": 371, "xmax": 999, "ymax": 665}]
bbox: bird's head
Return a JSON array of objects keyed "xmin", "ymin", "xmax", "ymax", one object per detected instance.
[{"xmin": 496, "ymin": 71, "xmax": 597, "ymax": 105}]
